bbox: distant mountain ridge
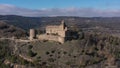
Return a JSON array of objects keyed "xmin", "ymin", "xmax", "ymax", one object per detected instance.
[{"xmin": 0, "ymin": 15, "xmax": 120, "ymax": 30}]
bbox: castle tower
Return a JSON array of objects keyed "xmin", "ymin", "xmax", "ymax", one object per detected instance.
[
  {"xmin": 60, "ymin": 20, "xmax": 65, "ymax": 30},
  {"xmin": 59, "ymin": 20, "xmax": 67, "ymax": 37},
  {"xmin": 29, "ymin": 29, "xmax": 36, "ymax": 40}
]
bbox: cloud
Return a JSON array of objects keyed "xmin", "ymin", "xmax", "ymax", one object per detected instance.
[{"xmin": 0, "ymin": 4, "xmax": 120, "ymax": 17}]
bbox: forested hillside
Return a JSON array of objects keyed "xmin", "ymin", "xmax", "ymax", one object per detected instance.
[{"xmin": 0, "ymin": 21, "xmax": 27, "ymax": 37}]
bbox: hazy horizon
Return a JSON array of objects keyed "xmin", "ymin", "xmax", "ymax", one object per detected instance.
[{"xmin": 0, "ymin": 0, "xmax": 120, "ymax": 17}]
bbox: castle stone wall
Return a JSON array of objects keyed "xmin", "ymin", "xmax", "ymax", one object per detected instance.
[
  {"xmin": 30, "ymin": 20, "xmax": 69, "ymax": 43},
  {"xmin": 38, "ymin": 34, "xmax": 58, "ymax": 41},
  {"xmin": 29, "ymin": 29, "xmax": 35, "ymax": 40},
  {"xmin": 38, "ymin": 34, "xmax": 65, "ymax": 43}
]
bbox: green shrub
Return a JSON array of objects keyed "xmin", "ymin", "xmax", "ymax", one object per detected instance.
[
  {"xmin": 28, "ymin": 50, "xmax": 37, "ymax": 57},
  {"xmin": 28, "ymin": 45, "xmax": 33, "ymax": 49}
]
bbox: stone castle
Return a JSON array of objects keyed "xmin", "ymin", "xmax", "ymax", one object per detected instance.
[{"xmin": 29, "ymin": 20, "xmax": 69, "ymax": 43}]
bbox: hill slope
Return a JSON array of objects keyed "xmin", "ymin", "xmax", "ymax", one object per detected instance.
[{"xmin": 0, "ymin": 21, "xmax": 27, "ymax": 37}]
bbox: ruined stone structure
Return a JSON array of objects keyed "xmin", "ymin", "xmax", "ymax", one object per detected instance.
[
  {"xmin": 29, "ymin": 20, "xmax": 69, "ymax": 43},
  {"xmin": 29, "ymin": 29, "xmax": 36, "ymax": 41}
]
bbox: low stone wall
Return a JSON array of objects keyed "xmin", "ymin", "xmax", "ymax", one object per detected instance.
[
  {"xmin": 105, "ymin": 66, "xmax": 118, "ymax": 68},
  {"xmin": 38, "ymin": 34, "xmax": 58, "ymax": 41},
  {"xmin": 37, "ymin": 34, "xmax": 65, "ymax": 43}
]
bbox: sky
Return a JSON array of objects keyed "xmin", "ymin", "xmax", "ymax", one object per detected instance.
[{"xmin": 0, "ymin": 0, "xmax": 120, "ymax": 17}]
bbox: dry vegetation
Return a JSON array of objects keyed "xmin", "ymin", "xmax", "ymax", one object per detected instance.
[
  {"xmin": 0, "ymin": 21, "xmax": 27, "ymax": 38},
  {"xmin": 15, "ymin": 31, "xmax": 120, "ymax": 68},
  {"xmin": 0, "ymin": 15, "xmax": 120, "ymax": 68}
]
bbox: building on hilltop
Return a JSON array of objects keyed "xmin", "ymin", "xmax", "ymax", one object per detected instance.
[
  {"xmin": 29, "ymin": 20, "xmax": 70, "ymax": 43},
  {"xmin": 46, "ymin": 20, "xmax": 67, "ymax": 37}
]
